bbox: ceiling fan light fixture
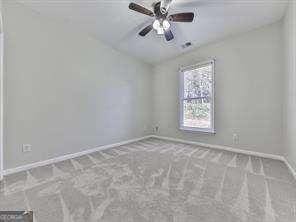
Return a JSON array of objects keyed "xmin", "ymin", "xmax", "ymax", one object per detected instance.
[
  {"xmin": 153, "ymin": 19, "xmax": 170, "ymax": 35},
  {"xmin": 162, "ymin": 19, "xmax": 170, "ymax": 30},
  {"xmin": 157, "ymin": 28, "xmax": 164, "ymax": 35},
  {"xmin": 153, "ymin": 19, "xmax": 164, "ymax": 35},
  {"xmin": 153, "ymin": 19, "xmax": 161, "ymax": 30}
]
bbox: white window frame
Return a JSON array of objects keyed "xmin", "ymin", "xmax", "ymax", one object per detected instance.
[{"xmin": 179, "ymin": 59, "xmax": 215, "ymax": 133}]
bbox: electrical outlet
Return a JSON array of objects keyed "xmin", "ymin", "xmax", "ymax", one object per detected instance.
[
  {"xmin": 233, "ymin": 134, "xmax": 239, "ymax": 144},
  {"xmin": 22, "ymin": 144, "xmax": 32, "ymax": 153}
]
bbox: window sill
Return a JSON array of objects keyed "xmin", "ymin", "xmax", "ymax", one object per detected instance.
[{"xmin": 179, "ymin": 126, "xmax": 216, "ymax": 134}]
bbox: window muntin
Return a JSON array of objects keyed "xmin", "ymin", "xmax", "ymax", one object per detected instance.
[{"xmin": 180, "ymin": 60, "xmax": 215, "ymax": 133}]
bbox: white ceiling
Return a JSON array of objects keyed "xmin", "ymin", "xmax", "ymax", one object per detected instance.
[{"xmin": 17, "ymin": 0, "xmax": 288, "ymax": 64}]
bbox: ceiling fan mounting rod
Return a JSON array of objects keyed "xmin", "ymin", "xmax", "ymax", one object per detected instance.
[
  {"xmin": 160, "ymin": 0, "xmax": 173, "ymax": 14},
  {"xmin": 154, "ymin": 2, "xmax": 168, "ymax": 19}
]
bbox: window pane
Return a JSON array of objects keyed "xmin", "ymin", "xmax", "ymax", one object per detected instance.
[
  {"xmin": 183, "ymin": 64, "xmax": 212, "ymax": 99},
  {"xmin": 183, "ymin": 99, "xmax": 211, "ymax": 129}
]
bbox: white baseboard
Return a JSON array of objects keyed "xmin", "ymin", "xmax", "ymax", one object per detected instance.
[
  {"xmin": 3, "ymin": 134, "xmax": 296, "ymax": 181},
  {"xmin": 3, "ymin": 135, "xmax": 153, "ymax": 176},
  {"xmin": 151, "ymin": 135, "xmax": 296, "ymax": 180},
  {"xmin": 151, "ymin": 135, "xmax": 284, "ymax": 160},
  {"xmin": 283, "ymin": 158, "xmax": 296, "ymax": 180}
]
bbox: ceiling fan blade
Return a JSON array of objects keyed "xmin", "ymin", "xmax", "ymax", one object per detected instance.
[
  {"xmin": 164, "ymin": 30, "xmax": 174, "ymax": 41},
  {"xmin": 129, "ymin": 3, "xmax": 154, "ymax": 17},
  {"xmin": 168, "ymin": 13, "xmax": 194, "ymax": 22},
  {"xmin": 139, "ymin": 24, "xmax": 153, "ymax": 36}
]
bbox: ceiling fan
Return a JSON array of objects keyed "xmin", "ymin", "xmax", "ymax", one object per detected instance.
[{"xmin": 128, "ymin": 0, "xmax": 194, "ymax": 41}]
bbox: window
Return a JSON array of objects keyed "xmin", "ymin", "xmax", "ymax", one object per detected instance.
[{"xmin": 179, "ymin": 60, "xmax": 215, "ymax": 133}]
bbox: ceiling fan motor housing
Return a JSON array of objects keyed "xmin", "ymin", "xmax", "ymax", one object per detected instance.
[
  {"xmin": 160, "ymin": 0, "xmax": 172, "ymax": 14},
  {"xmin": 154, "ymin": 2, "xmax": 168, "ymax": 19}
]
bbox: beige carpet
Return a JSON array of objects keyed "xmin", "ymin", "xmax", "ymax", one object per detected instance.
[{"xmin": 0, "ymin": 138, "xmax": 295, "ymax": 222}]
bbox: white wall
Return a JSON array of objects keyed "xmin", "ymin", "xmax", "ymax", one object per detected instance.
[
  {"xmin": 0, "ymin": 0, "xmax": 3, "ymax": 179},
  {"xmin": 153, "ymin": 22, "xmax": 284, "ymax": 155},
  {"xmin": 3, "ymin": 2, "xmax": 153, "ymax": 169},
  {"xmin": 283, "ymin": 0, "xmax": 296, "ymax": 170}
]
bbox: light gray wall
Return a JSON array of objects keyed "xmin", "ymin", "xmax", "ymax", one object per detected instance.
[
  {"xmin": 283, "ymin": 0, "xmax": 296, "ymax": 170},
  {"xmin": 0, "ymin": 0, "xmax": 3, "ymax": 179},
  {"xmin": 153, "ymin": 22, "xmax": 284, "ymax": 155},
  {"xmin": 3, "ymin": 2, "xmax": 153, "ymax": 169}
]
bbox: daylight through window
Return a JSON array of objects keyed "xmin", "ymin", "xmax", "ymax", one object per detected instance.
[{"xmin": 180, "ymin": 60, "xmax": 215, "ymax": 133}]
